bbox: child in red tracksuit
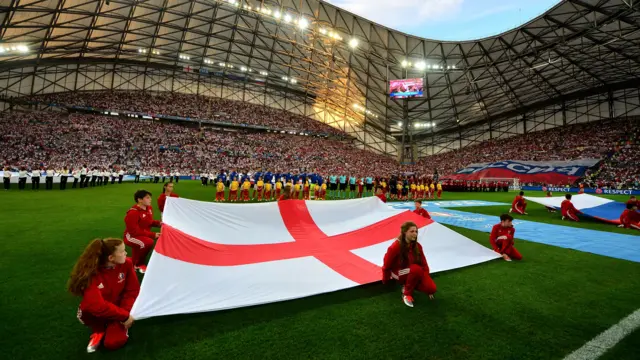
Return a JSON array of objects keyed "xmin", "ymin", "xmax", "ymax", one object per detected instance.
[
  {"xmin": 619, "ymin": 203, "xmax": 640, "ymax": 230},
  {"xmin": 157, "ymin": 182, "xmax": 179, "ymax": 212},
  {"xmin": 413, "ymin": 200, "xmax": 431, "ymax": 219},
  {"xmin": 68, "ymin": 238, "xmax": 140, "ymax": 353},
  {"xmin": 561, "ymin": 194, "xmax": 581, "ymax": 221},
  {"xmin": 124, "ymin": 190, "xmax": 161, "ymax": 274},
  {"xmin": 490, "ymin": 214, "xmax": 522, "ymax": 261},
  {"xmin": 509, "ymin": 191, "xmax": 528, "ymax": 215},
  {"xmin": 382, "ymin": 221, "xmax": 436, "ymax": 307}
]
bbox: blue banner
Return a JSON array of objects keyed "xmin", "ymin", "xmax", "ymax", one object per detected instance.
[{"xmin": 521, "ymin": 186, "xmax": 640, "ymax": 196}]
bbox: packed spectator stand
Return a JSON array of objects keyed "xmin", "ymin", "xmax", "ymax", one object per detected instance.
[
  {"xmin": 411, "ymin": 117, "xmax": 639, "ymax": 189},
  {"xmin": 1, "ymin": 91, "xmax": 639, "ymax": 190},
  {"xmin": 0, "ymin": 110, "xmax": 400, "ymax": 180},
  {"xmin": 26, "ymin": 91, "xmax": 346, "ymax": 137}
]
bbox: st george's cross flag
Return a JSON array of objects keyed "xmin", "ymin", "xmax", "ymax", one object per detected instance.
[{"xmin": 130, "ymin": 197, "xmax": 500, "ymax": 319}]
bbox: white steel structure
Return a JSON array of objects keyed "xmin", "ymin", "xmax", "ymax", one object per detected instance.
[{"xmin": 0, "ymin": 0, "xmax": 639, "ymax": 160}]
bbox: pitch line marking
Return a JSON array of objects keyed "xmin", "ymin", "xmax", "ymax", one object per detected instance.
[{"xmin": 563, "ymin": 308, "xmax": 640, "ymax": 360}]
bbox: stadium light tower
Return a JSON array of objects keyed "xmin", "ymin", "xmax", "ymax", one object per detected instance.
[
  {"xmin": 349, "ymin": 38, "xmax": 358, "ymax": 49},
  {"xmin": 401, "ymin": 60, "xmax": 409, "ymax": 68}
]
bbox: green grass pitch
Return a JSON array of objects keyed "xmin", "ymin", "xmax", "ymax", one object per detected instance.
[{"xmin": 1, "ymin": 181, "xmax": 639, "ymax": 359}]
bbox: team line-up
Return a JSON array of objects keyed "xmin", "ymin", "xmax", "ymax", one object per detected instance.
[{"xmin": 197, "ymin": 176, "xmax": 444, "ymax": 202}]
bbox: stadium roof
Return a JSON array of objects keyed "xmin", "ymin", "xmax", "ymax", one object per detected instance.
[{"xmin": 1, "ymin": 0, "xmax": 639, "ymax": 142}]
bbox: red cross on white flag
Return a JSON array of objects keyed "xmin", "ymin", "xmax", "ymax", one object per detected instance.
[{"xmin": 131, "ymin": 197, "xmax": 500, "ymax": 320}]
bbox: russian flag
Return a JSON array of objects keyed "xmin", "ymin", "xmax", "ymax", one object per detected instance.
[{"xmin": 525, "ymin": 194, "xmax": 627, "ymax": 224}]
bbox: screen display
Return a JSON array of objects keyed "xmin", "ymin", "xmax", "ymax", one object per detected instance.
[{"xmin": 389, "ymin": 78, "xmax": 424, "ymax": 99}]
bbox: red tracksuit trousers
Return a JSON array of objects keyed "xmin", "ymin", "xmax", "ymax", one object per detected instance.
[
  {"xmin": 497, "ymin": 240, "xmax": 523, "ymax": 260},
  {"xmin": 395, "ymin": 264, "xmax": 437, "ymax": 296},
  {"xmin": 77, "ymin": 309, "xmax": 129, "ymax": 350},
  {"xmin": 512, "ymin": 203, "xmax": 527, "ymax": 214},
  {"xmin": 124, "ymin": 234, "xmax": 154, "ymax": 267}
]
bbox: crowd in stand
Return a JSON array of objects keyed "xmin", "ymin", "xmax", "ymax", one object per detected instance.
[
  {"xmin": 0, "ymin": 111, "xmax": 400, "ymax": 180},
  {"xmin": 410, "ymin": 118, "xmax": 639, "ymax": 189},
  {"xmin": 2, "ymin": 91, "xmax": 639, "ymax": 190},
  {"xmin": 583, "ymin": 121, "xmax": 640, "ymax": 189},
  {"xmin": 27, "ymin": 91, "xmax": 345, "ymax": 137},
  {"xmin": 411, "ymin": 119, "xmax": 626, "ymax": 176}
]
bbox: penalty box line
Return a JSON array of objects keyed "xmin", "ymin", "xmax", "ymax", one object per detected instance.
[{"xmin": 563, "ymin": 308, "xmax": 640, "ymax": 360}]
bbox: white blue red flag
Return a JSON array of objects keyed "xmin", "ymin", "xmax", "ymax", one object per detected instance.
[
  {"xmin": 450, "ymin": 159, "xmax": 600, "ymax": 183},
  {"xmin": 130, "ymin": 197, "xmax": 500, "ymax": 319},
  {"xmin": 525, "ymin": 193, "xmax": 626, "ymax": 224}
]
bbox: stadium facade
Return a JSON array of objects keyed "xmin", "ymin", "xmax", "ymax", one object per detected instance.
[{"xmin": 0, "ymin": 0, "xmax": 639, "ymax": 161}]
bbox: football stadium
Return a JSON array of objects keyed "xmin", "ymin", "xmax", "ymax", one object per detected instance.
[{"xmin": 1, "ymin": 0, "xmax": 640, "ymax": 359}]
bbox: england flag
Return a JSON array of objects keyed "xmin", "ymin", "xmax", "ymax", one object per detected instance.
[{"xmin": 130, "ymin": 197, "xmax": 500, "ymax": 319}]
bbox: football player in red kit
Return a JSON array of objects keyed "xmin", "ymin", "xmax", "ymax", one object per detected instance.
[
  {"xmin": 490, "ymin": 214, "xmax": 522, "ymax": 261},
  {"xmin": 382, "ymin": 221, "xmax": 436, "ymax": 307},
  {"xmin": 619, "ymin": 202, "xmax": 640, "ymax": 230},
  {"xmin": 123, "ymin": 190, "xmax": 162, "ymax": 273},
  {"xmin": 626, "ymin": 196, "xmax": 639, "ymax": 208},
  {"xmin": 509, "ymin": 191, "xmax": 528, "ymax": 215},
  {"xmin": 68, "ymin": 238, "xmax": 140, "ymax": 353},
  {"xmin": 413, "ymin": 200, "xmax": 431, "ymax": 219},
  {"xmin": 157, "ymin": 182, "xmax": 179, "ymax": 213},
  {"xmin": 561, "ymin": 194, "xmax": 582, "ymax": 221}
]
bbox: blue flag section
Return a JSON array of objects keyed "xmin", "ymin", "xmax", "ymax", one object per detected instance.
[
  {"xmin": 388, "ymin": 201, "xmax": 640, "ymax": 263},
  {"xmin": 523, "ymin": 194, "xmax": 629, "ymax": 224}
]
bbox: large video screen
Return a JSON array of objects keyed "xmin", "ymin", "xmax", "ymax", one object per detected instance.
[{"xmin": 389, "ymin": 78, "xmax": 424, "ymax": 99}]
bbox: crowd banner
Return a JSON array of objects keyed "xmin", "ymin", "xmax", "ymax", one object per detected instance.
[
  {"xmin": 521, "ymin": 186, "xmax": 640, "ymax": 196},
  {"xmin": 449, "ymin": 159, "xmax": 601, "ymax": 184}
]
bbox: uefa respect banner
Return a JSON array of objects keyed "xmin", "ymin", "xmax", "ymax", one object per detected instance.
[
  {"xmin": 130, "ymin": 197, "xmax": 500, "ymax": 320},
  {"xmin": 449, "ymin": 159, "xmax": 601, "ymax": 183}
]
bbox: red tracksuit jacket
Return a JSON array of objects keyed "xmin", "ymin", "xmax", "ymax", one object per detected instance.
[
  {"xmin": 79, "ymin": 258, "xmax": 140, "ymax": 322},
  {"xmin": 489, "ymin": 224, "xmax": 515, "ymax": 253},
  {"xmin": 620, "ymin": 209, "xmax": 640, "ymax": 228},
  {"xmin": 512, "ymin": 195, "xmax": 526, "ymax": 209},
  {"xmin": 414, "ymin": 208, "xmax": 431, "ymax": 219},
  {"xmin": 561, "ymin": 200, "xmax": 581, "ymax": 217},
  {"xmin": 626, "ymin": 200, "xmax": 640, "ymax": 208},
  {"xmin": 382, "ymin": 240, "xmax": 429, "ymax": 282},
  {"xmin": 124, "ymin": 204, "xmax": 161, "ymax": 239},
  {"xmin": 157, "ymin": 192, "xmax": 179, "ymax": 212}
]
